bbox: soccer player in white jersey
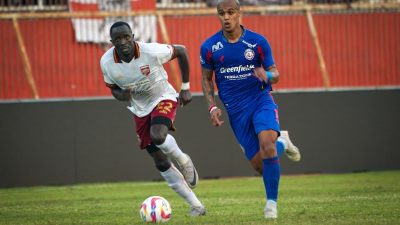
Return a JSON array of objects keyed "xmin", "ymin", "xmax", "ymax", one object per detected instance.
[{"xmin": 100, "ymin": 21, "xmax": 205, "ymax": 216}]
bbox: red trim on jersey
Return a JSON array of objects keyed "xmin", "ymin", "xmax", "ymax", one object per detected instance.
[
  {"xmin": 257, "ymin": 45, "xmax": 264, "ymax": 62},
  {"xmin": 134, "ymin": 42, "xmax": 140, "ymax": 59},
  {"xmin": 113, "ymin": 49, "xmax": 122, "ymax": 63},
  {"xmin": 206, "ymin": 50, "xmax": 212, "ymax": 64}
]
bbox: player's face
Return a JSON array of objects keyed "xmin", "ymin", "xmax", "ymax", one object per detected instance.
[
  {"xmin": 217, "ymin": 1, "xmax": 241, "ymax": 33},
  {"xmin": 110, "ymin": 25, "xmax": 134, "ymax": 57}
]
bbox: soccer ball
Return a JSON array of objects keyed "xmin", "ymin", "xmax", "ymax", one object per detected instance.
[{"xmin": 139, "ymin": 196, "xmax": 172, "ymax": 223}]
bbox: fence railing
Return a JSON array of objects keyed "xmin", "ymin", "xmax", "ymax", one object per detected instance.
[{"xmin": 0, "ymin": 2, "xmax": 399, "ymax": 99}]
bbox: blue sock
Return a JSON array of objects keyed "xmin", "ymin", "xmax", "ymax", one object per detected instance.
[
  {"xmin": 276, "ymin": 140, "xmax": 285, "ymax": 157},
  {"xmin": 262, "ymin": 157, "xmax": 280, "ymax": 201}
]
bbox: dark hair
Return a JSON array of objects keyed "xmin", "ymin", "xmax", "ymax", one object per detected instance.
[{"xmin": 109, "ymin": 21, "xmax": 132, "ymax": 36}]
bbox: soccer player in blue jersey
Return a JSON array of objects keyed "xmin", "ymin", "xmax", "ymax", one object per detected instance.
[{"xmin": 200, "ymin": 0, "xmax": 301, "ymax": 219}]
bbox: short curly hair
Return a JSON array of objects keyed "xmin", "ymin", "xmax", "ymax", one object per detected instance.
[{"xmin": 109, "ymin": 21, "xmax": 132, "ymax": 37}]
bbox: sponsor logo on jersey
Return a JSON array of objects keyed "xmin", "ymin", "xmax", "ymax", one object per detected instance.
[
  {"xmin": 140, "ymin": 65, "xmax": 150, "ymax": 76},
  {"xmin": 244, "ymin": 49, "xmax": 255, "ymax": 60},
  {"xmin": 242, "ymin": 40, "xmax": 257, "ymax": 48},
  {"xmin": 220, "ymin": 64, "xmax": 255, "ymax": 80},
  {"xmin": 223, "ymin": 73, "xmax": 253, "ymax": 80},
  {"xmin": 219, "ymin": 64, "xmax": 255, "ymax": 74},
  {"xmin": 211, "ymin": 41, "xmax": 224, "ymax": 53}
]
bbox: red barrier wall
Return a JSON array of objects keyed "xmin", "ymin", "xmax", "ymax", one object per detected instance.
[
  {"xmin": 0, "ymin": 19, "xmax": 106, "ymax": 99},
  {"xmin": 1, "ymin": 12, "xmax": 399, "ymax": 99},
  {"xmin": 315, "ymin": 12, "xmax": 400, "ymax": 86}
]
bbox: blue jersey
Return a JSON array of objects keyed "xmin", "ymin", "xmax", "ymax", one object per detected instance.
[{"xmin": 200, "ymin": 27, "xmax": 277, "ymax": 114}]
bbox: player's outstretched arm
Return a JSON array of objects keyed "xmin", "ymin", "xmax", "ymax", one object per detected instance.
[
  {"xmin": 201, "ymin": 67, "xmax": 224, "ymax": 127},
  {"xmin": 106, "ymin": 83, "xmax": 131, "ymax": 102},
  {"xmin": 173, "ymin": 44, "xmax": 192, "ymax": 107}
]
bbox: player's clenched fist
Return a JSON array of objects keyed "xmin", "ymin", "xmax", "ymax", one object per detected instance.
[
  {"xmin": 210, "ymin": 107, "xmax": 224, "ymax": 127},
  {"xmin": 179, "ymin": 89, "xmax": 192, "ymax": 107}
]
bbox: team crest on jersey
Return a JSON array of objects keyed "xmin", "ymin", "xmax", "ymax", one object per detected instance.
[
  {"xmin": 140, "ymin": 65, "xmax": 150, "ymax": 76},
  {"xmin": 244, "ymin": 49, "xmax": 255, "ymax": 60}
]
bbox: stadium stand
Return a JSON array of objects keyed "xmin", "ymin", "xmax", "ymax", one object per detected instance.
[{"xmin": 0, "ymin": 1, "xmax": 399, "ymax": 99}]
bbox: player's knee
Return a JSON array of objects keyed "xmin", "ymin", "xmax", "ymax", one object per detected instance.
[
  {"xmin": 260, "ymin": 141, "xmax": 276, "ymax": 158},
  {"xmin": 150, "ymin": 125, "xmax": 168, "ymax": 145},
  {"xmin": 150, "ymin": 131, "xmax": 167, "ymax": 145}
]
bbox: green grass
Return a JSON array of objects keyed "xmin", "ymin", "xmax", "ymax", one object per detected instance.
[{"xmin": 1, "ymin": 171, "xmax": 400, "ymax": 225}]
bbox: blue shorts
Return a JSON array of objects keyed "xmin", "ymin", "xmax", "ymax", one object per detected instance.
[{"xmin": 228, "ymin": 103, "xmax": 280, "ymax": 160}]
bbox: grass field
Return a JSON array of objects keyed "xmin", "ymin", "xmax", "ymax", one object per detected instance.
[{"xmin": 0, "ymin": 171, "xmax": 399, "ymax": 225}]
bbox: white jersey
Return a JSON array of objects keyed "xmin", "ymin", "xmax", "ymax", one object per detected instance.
[{"xmin": 100, "ymin": 42, "xmax": 178, "ymax": 117}]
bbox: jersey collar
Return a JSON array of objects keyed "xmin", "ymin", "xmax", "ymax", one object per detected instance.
[
  {"xmin": 220, "ymin": 25, "xmax": 246, "ymax": 43},
  {"xmin": 113, "ymin": 42, "xmax": 140, "ymax": 63}
]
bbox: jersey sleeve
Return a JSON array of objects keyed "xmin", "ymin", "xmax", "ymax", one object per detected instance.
[
  {"xmin": 258, "ymin": 37, "xmax": 275, "ymax": 69},
  {"xmin": 153, "ymin": 43, "xmax": 174, "ymax": 65},
  {"xmin": 200, "ymin": 44, "xmax": 214, "ymax": 70},
  {"xmin": 100, "ymin": 59, "xmax": 115, "ymax": 85}
]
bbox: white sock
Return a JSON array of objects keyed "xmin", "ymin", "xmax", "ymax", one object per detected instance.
[
  {"xmin": 156, "ymin": 134, "xmax": 188, "ymax": 164},
  {"xmin": 160, "ymin": 165, "xmax": 202, "ymax": 207}
]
